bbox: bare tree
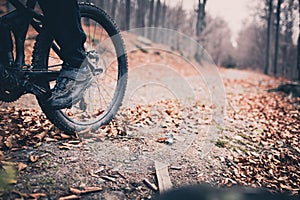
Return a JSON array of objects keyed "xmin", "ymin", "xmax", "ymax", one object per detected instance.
[
  {"xmin": 265, "ymin": 0, "xmax": 273, "ymax": 75},
  {"xmin": 146, "ymin": 0, "xmax": 154, "ymax": 39},
  {"xmin": 161, "ymin": 1, "xmax": 167, "ymax": 28},
  {"xmin": 281, "ymin": 0, "xmax": 297, "ymax": 77},
  {"xmin": 148, "ymin": 0, "xmax": 154, "ymax": 27},
  {"xmin": 205, "ymin": 16, "xmax": 234, "ymax": 66},
  {"xmin": 274, "ymin": 0, "xmax": 283, "ymax": 76},
  {"xmin": 136, "ymin": 0, "xmax": 146, "ymax": 35},
  {"xmin": 106, "ymin": 0, "xmax": 111, "ymax": 14},
  {"xmin": 111, "ymin": 0, "xmax": 118, "ymax": 19},
  {"xmin": 196, "ymin": 0, "xmax": 207, "ymax": 38},
  {"xmin": 195, "ymin": 0, "xmax": 207, "ymax": 63},
  {"xmin": 297, "ymin": 0, "xmax": 300, "ymax": 82},
  {"xmin": 236, "ymin": 22, "xmax": 267, "ymax": 70},
  {"xmin": 125, "ymin": 0, "xmax": 131, "ymax": 30},
  {"xmin": 99, "ymin": 0, "xmax": 104, "ymax": 8},
  {"xmin": 154, "ymin": 0, "xmax": 161, "ymax": 27}
]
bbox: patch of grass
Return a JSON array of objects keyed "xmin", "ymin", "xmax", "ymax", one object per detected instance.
[
  {"xmin": 0, "ymin": 165, "xmax": 17, "ymax": 192},
  {"xmin": 215, "ymin": 140, "xmax": 228, "ymax": 148}
]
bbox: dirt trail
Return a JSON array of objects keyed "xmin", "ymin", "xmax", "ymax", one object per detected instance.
[{"xmin": 1, "ymin": 37, "xmax": 298, "ymax": 199}]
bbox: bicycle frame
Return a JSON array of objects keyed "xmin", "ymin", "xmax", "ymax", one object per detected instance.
[{"xmin": 1, "ymin": 0, "xmax": 61, "ymax": 95}]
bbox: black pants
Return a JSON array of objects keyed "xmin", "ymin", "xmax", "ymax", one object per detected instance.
[{"xmin": 0, "ymin": 0, "xmax": 86, "ymax": 67}]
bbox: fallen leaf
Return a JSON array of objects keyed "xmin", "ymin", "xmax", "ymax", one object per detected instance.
[
  {"xmin": 60, "ymin": 133, "xmax": 71, "ymax": 139},
  {"xmin": 33, "ymin": 131, "xmax": 47, "ymax": 142},
  {"xmin": 45, "ymin": 138, "xmax": 57, "ymax": 142},
  {"xmin": 29, "ymin": 155, "xmax": 39, "ymax": 163},
  {"xmin": 156, "ymin": 137, "xmax": 167, "ymax": 143},
  {"xmin": 4, "ymin": 135, "xmax": 13, "ymax": 149},
  {"xmin": 29, "ymin": 193, "xmax": 47, "ymax": 199},
  {"xmin": 58, "ymin": 145, "xmax": 71, "ymax": 150},
  {"xmin": 69, "ymin": 188, "xmax": 82, "ymax": 195},
  {"xmin": 18, "ymin": 163, "xmax": 28, "ymax": 171}
]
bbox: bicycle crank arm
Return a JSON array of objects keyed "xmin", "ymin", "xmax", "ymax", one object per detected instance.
[{"xmin": 23, "ymin": 80, "xmax": 51, "ymax": 98}]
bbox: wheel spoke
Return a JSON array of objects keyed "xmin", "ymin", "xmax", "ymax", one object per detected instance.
[{"xmin": 39, "ymin": 5, "xmax": 127, "ymax": 131}]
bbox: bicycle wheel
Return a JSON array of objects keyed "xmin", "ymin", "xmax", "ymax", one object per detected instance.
[{"xmin": 32, "ymin": 3, "xmax": 128, "ymax": 134}]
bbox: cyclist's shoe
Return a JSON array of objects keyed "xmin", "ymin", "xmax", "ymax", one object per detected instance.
[{"xmin": 48, "ymin": 65, "xmax": 92, "ymax": 110}]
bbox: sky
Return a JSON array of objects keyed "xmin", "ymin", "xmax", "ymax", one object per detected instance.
[{"xmin": 168, "ymin": 0, "xmax": 252, "ymax": 44}]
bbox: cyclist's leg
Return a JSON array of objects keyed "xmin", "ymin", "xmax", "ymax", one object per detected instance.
[
  {"xmin": 37, "ymin": 0, "xmax": 91, "ymax": 109},
  {"xmin": 37, "ymin": 0, "xmax": 86, "ymax": 67},
  {"xmin": 0, "ymin": 21, "xmax": 13, "ymax": 66}
]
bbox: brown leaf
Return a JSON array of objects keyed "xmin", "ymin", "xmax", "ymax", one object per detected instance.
[
  {"xmin": 60, "ymin": 133, "xmax": 72, "ymax": 139},
  {"xmin": 45, "ymin": 138, "xmax": 57, "ymax": 142},
  {"xmin": 69, "ymin": 188, "xmax": 82, "ymax": 195},
  {"xmin": 33, "ymin": 131, "xmax": 47, "ymax": 142},
  {"xmin": 58, "ymin": 146, "xmax": 71, "ymax": 150},
  {"xmin": 29, "ymin": 193, "xmax": 47, "ymax": 199},
  {"xmin": 18, "ymin": 163, "xmax": 28, "ymax": 171},
  {"xmin": 29, "ymin": 155, "xmax": 39, "ymax": 163},
  {"xmin": 156, "ymin": 137, "xmax": 167, "ymax": 143},
  {"xmin": 4, "ymin": 135, "xmax": 13, "ymax": 149},
  {"xmin": 11, "ymin": 190, "xmax": 29, "ymax": 198}
]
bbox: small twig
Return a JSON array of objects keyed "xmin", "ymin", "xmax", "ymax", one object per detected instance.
[{"xmin": 143, "ymin": 179, "xmax": 158, "ymax": 191}]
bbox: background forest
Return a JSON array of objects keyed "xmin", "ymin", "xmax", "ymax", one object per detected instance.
[
  {"xmin": 82, "ymin": 0, "xmax": 300, "ymax": 80},
  {"xmin": 1, "ymin": 0, "xmax": 299, "ymax": 80}
]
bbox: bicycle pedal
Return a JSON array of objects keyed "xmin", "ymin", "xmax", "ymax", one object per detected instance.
[{"xmin": 93, "ymin": 68, "xmax": 103, "ymax": 76}]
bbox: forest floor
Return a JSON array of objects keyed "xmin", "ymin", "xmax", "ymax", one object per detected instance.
[{"xmin": 0, "ymin": 35, "xmax": 299, "ymax": 199}]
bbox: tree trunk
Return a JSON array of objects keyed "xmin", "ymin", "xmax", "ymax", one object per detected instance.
[
  {"xmin": 99, "ymin": 0, "xmax": 104, "ymax": 8},
  {"xmin": 147, "ymin": 0, "xmax": 154, "ymax": 39},
  {"xmin": 136, "ymin": 0, "xmax": 146, "ymax": 35},
  {"xmin": 195, "ymin": 0, "xmax": 207, "ymax": 64},
  {"xmin": 125, "ymin": 0, "xmax": 131, "ymax": 30},
  {"xmin": 265, "ymin": 0, "xmax": 273, "ymax": 75},
  {"xmin": 297, "ymin": 31, "xmax": 300, "ymax": 82},
  {"xmin": 111, "ymin": 0, "xmax": 118, "ymax": 19},
  {"xmin": 106, "ymin": 0, "xmax": 111, "ymax": 14},
  {"xmin": 153, "ymin": 0, "xmax": 161, "ymax": 41},
  {"xmin": 274, "ymin": 0, "xmax": 282, "ymax": 76},
  {"xmin": 154, "ymin": 0, "xmax": 161, "ymax": 27},
  {"xmin": 161, "ymin": 2, "xmax": 167, "ymax": 28},
  {"xmin": 298, "ymin": 0, "xmax": 300, "ymax": 81},
  {"xmin": 148, "ymin": 0, "xmax": 154, "ymax": 27}
]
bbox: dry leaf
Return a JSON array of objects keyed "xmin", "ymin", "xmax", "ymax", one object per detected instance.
[
  {"xmin": 60, "ymin": 133, "xmax": 72, "ymax": 139},
  {"xmin": 156, "ymin": 137, "xmax": 167, "ymax": 143},
  {"xmin": 33, "ymin": 131, "xmax": 47, "ymax": 142},
  {"xmin": 4, "ymin": 135, "xmax": 13, "ymax": 149},
  {"xmin": 29, "ymin": 193, "xmax": 47, "ymax": 199},
  {"xmin": 18, "ymin": 163, "xmax": 28, "ymax": 171},
  {"xmin": 58, "ymin": 145, "xmax": 71, "ymax": 150},
  {"xmin": 69, "ymin": 188, "xmax": 82, "ymax": 195},
  {"xmin": 29, "ymin": 155, "xmax": 39, "ymax": 163},
  {"xmin": 45, "ymin": 138, "xmax": 57, "ymax": 142}
]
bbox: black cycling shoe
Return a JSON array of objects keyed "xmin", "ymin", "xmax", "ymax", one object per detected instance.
[{"xmin": 48, "ymin": 65, "xmax": 92, "ymax": 110}]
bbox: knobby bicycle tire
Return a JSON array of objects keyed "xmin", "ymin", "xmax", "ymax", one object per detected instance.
[{"xmin": 32, "ymin": 3, "xmax": 128, "ymax": 134}]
